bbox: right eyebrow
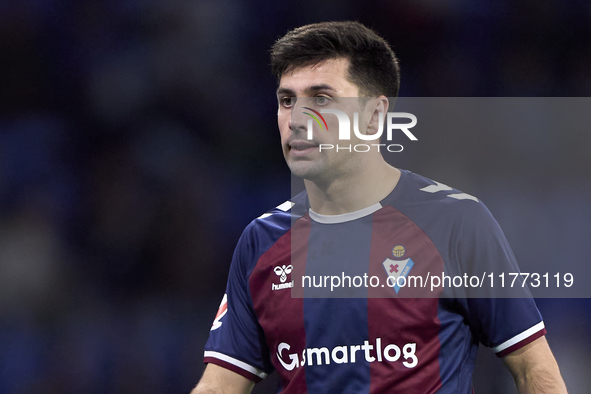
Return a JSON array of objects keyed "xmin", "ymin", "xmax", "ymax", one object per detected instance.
[{"xmin": 276, "ymin": 87, "xmax": 294, "ymax": 97}]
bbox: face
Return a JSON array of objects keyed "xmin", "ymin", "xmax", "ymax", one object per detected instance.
[{"xmin": 276, "ymin": 58, "xmax": 379, "ymax": 182}]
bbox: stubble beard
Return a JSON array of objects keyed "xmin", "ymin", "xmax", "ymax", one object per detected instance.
[{"xmin": 286, "ymin": 155, "xmax": 327, "ymax": 182}]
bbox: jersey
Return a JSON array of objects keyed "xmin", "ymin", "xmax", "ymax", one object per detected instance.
[{"xmin": 203, "ymin": 169, "xmax": 546, "ymax": 393}]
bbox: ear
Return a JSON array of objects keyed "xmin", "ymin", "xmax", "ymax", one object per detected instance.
[{"xmin": 366, "ymin": 96, "xmax": 389, "ymax": 136}]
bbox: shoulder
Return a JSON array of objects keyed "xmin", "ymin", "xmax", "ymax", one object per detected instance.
[
  {"xmin": 392, "ymin": 170, "xmax": 495, "ymax": 228},
  {"xmin": 398, "ymin": 170, "xmax": 480, "ymax": 205},
  {"xmin": 243, "ymin": 189, "xmax": 307, "ymax": 239},
  {"xmin": 232, "ymin": 190, "xmax": 308, "ymax": 271}
]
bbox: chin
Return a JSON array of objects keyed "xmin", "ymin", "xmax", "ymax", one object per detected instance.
[{"xmin": 287, "ymin": 161, "xmax": 324, "ymax": 180}]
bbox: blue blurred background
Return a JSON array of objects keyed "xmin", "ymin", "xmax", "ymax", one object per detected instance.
[{"xmin": 0, "ymin": 0, "xmax": 590, "ymax": 393}]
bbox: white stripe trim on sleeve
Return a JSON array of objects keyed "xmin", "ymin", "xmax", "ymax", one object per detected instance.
[
  {"xmin": 493, "ymin": 321, "xmax": 545, "ymax": 353},
  {"xmin": 204, "ymin": 351, "xmax": 268, "ymax": 379},
  {"xmin": 276, "ymin": 201, "xmax": 294, "ymax": 212},
  {"xmin": 257, "ymin": 201, "xmax": 294, "ymax": 219}
]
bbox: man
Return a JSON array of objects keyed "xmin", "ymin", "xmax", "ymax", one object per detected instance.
[{"xmin": 192, "ymin": 22, "xmax": 567, "ymax": 393}]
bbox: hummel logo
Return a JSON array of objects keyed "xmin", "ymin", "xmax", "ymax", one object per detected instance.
[{"xmin": 274, "ymin": 265, "xmax": 293, "ymax": 283}]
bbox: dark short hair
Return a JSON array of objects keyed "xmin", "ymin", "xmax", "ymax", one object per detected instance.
[{"xmin": 270, "ymin": 21, "xmax": 400, "ymax": 98}]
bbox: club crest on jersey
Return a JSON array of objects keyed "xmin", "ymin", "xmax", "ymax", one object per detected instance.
[
  {"xmin": 272, "ymin": 265, "xmax": 295, "ymax": 291},
  {"xmin": 383, "ymin": 256, "xmax": 415, "ymax": 294},
  {"xmin": 211, "ymin": 293, "xmax": 227, "ymax": 331}
]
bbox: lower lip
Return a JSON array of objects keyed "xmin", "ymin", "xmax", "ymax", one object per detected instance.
[{"xmin": 290, "ymin": 146, "xmax": 318, "ymax": 157}]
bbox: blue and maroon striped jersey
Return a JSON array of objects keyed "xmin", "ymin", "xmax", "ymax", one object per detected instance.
[{"xmin": 204, "ymin": 169, "xmax": 545, "ymax": 393}]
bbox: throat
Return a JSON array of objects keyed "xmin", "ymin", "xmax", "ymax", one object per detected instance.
[{"xmin": 305, "ymin": 165, "xmax": 400, "ymax": 215}]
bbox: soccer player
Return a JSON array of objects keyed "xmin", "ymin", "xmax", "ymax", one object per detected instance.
[{"xmin": 191, "ymin": 22, "xmax": 567, "ymax": 393}]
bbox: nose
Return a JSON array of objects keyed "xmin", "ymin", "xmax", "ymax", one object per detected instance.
[{"xmin": 289, "ymin": 98, "xmax": 313, "ymax": 137}]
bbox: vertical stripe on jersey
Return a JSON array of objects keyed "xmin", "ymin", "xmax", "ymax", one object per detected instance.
[
  {"xmin": 303, "ymin": 214, "xmax": 374, "ymax": 393},
  {"xmin": 436, "ymin": 299, "xmax": 478, "ymax": 393},
  {"xmin": 249, "ymin": 217, "xmax": 312, "ymax": 393},
  {"xmin": 367, "ymin": 206, "xmax": 443, "ymax": 393}
]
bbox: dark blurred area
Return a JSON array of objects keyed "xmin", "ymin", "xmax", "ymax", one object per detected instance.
[{"xmin": 0, "ymin": 0, "xmax": 590, "ymax": 393}]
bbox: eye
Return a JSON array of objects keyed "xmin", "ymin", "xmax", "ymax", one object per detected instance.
[
  {"xmin": 315, "ymin": 96, "xmax": 331, "ymax": 106},
  {"xmin": 280, "ymin": 97, "xmax": 295, "ymax": 108}
]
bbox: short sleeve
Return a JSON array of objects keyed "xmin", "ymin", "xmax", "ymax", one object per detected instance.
[
  {"xmin": 455, "ymin": 201, "xmax": 546, "ymax": 357},
  {"xmin": 203, "ymin": 227, "xmax": 273, "ymax": 381}
]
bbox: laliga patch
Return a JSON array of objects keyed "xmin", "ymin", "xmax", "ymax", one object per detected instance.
[{"xmin": 382, "ymin": 258, "xmax": 415, "ymax": 294}]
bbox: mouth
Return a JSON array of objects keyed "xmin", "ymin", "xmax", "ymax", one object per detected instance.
[{"xmin": 288, "ymin": 140, "xmax": 319, "ymax": 157}]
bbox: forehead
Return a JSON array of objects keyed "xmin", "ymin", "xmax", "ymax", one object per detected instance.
[{"xmin": 277, "ymin": 58, "xmax": 359, "ymax": 96}]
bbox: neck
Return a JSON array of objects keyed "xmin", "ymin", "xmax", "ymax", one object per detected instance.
[{"xmin": 305, "ymin": 156, "xmax": 401, "ymax": 215}]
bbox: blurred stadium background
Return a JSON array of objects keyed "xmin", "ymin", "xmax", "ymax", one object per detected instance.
[{"xmin": 0, "ymin": 0, "xmax": 590, "ymax": 393}]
